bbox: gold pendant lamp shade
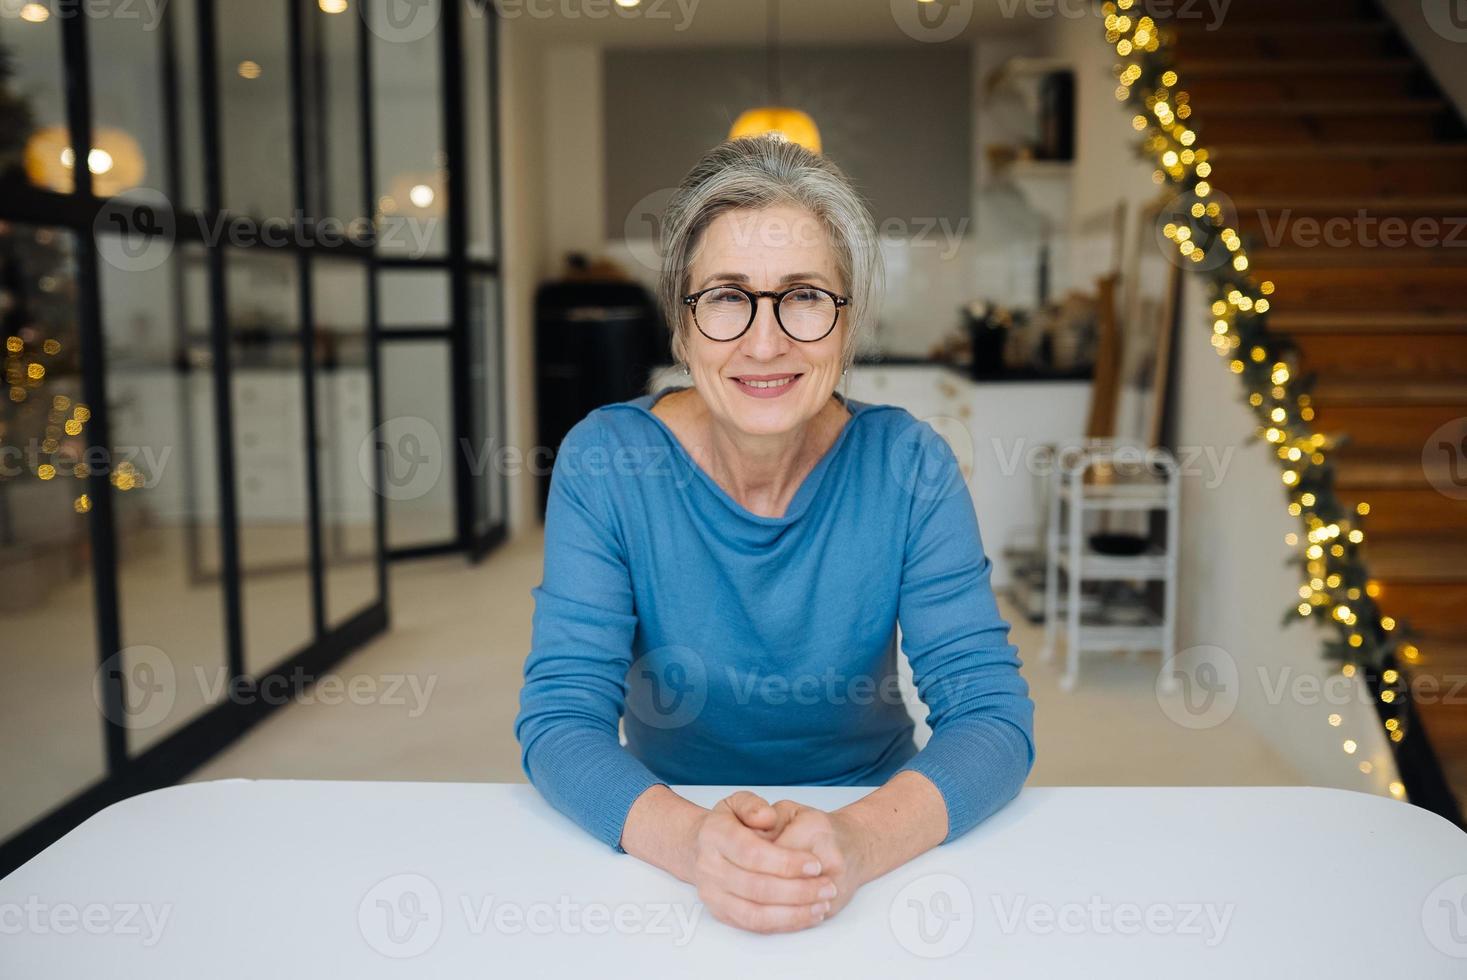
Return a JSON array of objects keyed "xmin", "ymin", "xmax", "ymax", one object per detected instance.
[{"xmin": 728, "ymin": 107, "xmax": 821, "ymax": 154}]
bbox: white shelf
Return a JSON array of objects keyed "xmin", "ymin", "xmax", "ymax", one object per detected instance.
[
  {"xmin": 1056, "ymin": 548, "xmax": 1172, "ymax": 581},
  {"xmin": 1042, "ymin": 446, "xmax": 1181, "ymax": 690},
  {"xmin": 1069, "ymin": 481, "xmax": 1171, "ymax": 510},
  {"xmin": 1071, "ymin": 610, "xmax": 1165, "ymax": 651}
]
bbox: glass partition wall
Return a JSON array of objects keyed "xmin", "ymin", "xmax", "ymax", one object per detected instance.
[{"xmin": 0, "ymin": 0, "xmax": 505, "ymax": 874}]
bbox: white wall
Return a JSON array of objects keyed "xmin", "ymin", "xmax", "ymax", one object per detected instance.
[
  {"xmin": 499, "ymin": 20, "xmax": 550, "ymax": 539},
  {"xmin": 1171, "ymin": 275, "xmax": 1397, "ymax": 795},
  {"xmin": 1381, "ymin": 0, "xmax": 1467, "ymax": 115}
]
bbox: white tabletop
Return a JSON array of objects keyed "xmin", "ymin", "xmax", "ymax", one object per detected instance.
[{"xmin": 2, "ymin": 780, "xmax": 1465, "ymax": 977}]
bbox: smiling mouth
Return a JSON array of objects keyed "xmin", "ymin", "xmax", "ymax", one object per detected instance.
[{"xmin": 729, "ymin": 373, "xmax": 803, "ymax": 397}]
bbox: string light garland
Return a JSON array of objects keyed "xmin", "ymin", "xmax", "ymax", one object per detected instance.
[{"xmin": 1102, "ymin": 0, "xmax": 1412, "ymax": 797}]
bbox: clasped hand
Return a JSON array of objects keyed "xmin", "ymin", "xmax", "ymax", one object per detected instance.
[{"xmin": 689, "ymin": 790, "xmax": 869, "ymax": 934}]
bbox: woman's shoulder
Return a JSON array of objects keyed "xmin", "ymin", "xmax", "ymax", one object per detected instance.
[{"xmin": 549, "ymin": 392, "xmax": 683, "ymax": 489}]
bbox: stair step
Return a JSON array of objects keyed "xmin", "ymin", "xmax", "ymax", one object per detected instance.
[
  {"xmin": 1367, "ymin": 583, "xmax": 1467, "ymax": 637},
  {"xmin": 1335, "ymin": 449, "xmax": 1458, "ymax": 491},
  {"xmin": 1212, "ymin": 145, "xmax": 1467, "ymax": 194},
  {"xmin": 1175, "ymin": 21, "xmax": 1399, "ymax": 60},
  {"xmin": 1293, "ymin": 333, "xmax": 1467, "ymax": 379},
  {"xmin": 1194, "ymin": 100, "xmax": 1455, "ymax": 145},
  {"xmin": 1247, "ymin": 265, "xmax": 1467, "ymax": 312},
  {"xmin": 1338, "ymin": 487, "xmax": 1467, "ymax": 533},
  {"xmin": 1311, "ymin": 404, "xmax": 1467, "ymax": 451},
  {"xmin": 1249, "ymin": 245, "xmax": 1467, "ymax": 269},
  {"xmin": 1178, "ymin": 0, "xmax": 1380, "ymax": 22},
  {"xmin": 1233, "ymin": 195, "xmax": 1467, "ymax": 212},
  {"xmin": 1367, "ymin": 534, "xmax": 1467, "ymax": 585},
  {"xmin": 1180, "ymin": 59, "xmax": 1422, "ymax": 101},
  {"xmin": 1177, "ymin": 20, "xmax": 1391, "ymax": 36},
  {"xmin": 1408, "ymin": 637, "xmax": 1467, "ymax": 672},
  {"xmin": 1268, "ymin": 312, "xmax": 1467, "ymax": 335},
  {"xmin": 1180, "ymin": 59, "xmax": 1416, "ymax": 76},
  {"xmin": 1203, "ymin": 100, "xmax": 1448, "ymax": 116},
  {"xmin": 1311, "ymin": 379, "xmax": 1467, "ymax": 407},
  {"xmin": 1213, "ymin": 143, "xmax": 1467, "ymax": 161}
]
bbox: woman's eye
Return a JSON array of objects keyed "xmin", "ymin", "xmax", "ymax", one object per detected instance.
[{"xmin": 788, "ymin": 288, "xmax": 821, "ymax": 302}]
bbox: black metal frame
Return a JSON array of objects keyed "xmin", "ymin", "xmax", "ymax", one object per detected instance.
[
  {"xmin": 379, "ymin": 0, "xmax": 508, "ymax": 562},
  {"xmin": 0, "ymin": 0, "xmax": 507, "ymax": 878}
]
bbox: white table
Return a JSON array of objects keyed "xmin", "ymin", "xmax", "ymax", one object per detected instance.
[{"xmin": 3, "ymin": 781, "xmax": 1465, "ymax": 977}]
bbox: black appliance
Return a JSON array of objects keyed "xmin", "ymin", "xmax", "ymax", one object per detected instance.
[{"xmin": 535, "ymin": 278, "xmax": 663, "ymax": 518}]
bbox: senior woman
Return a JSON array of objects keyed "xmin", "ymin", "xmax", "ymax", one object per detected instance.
[{"xmin": 515, "ymin": 136, "xmax": 1034, "ymax": 935}]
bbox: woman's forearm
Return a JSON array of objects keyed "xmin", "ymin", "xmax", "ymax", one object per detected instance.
[
  {"xmin": 835, "ymin": 770, "xmax": 949, "ymax": 884},
  {"xmin": 620, "ymin": 784, "xmax": 707, "ymax": 883}
]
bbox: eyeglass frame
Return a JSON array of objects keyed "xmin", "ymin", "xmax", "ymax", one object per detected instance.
[{"xmin": 682, "ymin": 283, "xmax": 850, "ymax": 343}]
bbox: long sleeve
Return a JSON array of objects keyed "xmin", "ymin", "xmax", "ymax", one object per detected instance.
[
  {"xmin": 894, "ymin": 422, "xmax": 1036, "ymax": 842},
  {"xmin": 514, "ymin": 416, "xmax": 665, "ymax": 850}
]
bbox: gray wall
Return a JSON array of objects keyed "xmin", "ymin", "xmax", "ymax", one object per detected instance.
[{"xmin": 602, "ymin": 45, "xmax": 972, "ymax": 238}]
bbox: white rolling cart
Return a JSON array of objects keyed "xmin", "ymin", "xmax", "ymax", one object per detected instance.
[{"xmin": 1041, "ymin": 443, "xmax": 1180, "ymax": 691}]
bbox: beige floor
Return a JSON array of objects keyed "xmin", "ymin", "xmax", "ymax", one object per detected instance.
[{"xmin": 188, "ymin": 528, "xmax": 1302, "ymax": 790}]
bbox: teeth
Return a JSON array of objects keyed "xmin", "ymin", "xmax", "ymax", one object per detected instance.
[{"xmin": 740, "ymin": 377, "xmax": 794, "ymax": 389}]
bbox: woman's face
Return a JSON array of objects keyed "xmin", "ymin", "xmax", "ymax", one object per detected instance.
[{"xmin": 682, "ymin": 204, "xmax": 848, "ymax": 438}]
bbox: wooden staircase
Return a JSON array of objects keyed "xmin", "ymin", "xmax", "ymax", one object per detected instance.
[{"xmin": 1170, "ymin": 0, "xmax": 1467, "ymax": 818}]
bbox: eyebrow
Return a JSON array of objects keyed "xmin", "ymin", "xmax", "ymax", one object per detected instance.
[{"xmin": 696, "ymin": 271, "xmax": 832, "ymax": 289}]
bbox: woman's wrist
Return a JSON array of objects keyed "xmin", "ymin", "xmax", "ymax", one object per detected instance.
[
  {"xmin": 833, "ymin": 771, "xmax": 948, "ymax": 884},
  {"xmin": 620, "ymin": 784, "xmax": 707, "ymax": 884}
]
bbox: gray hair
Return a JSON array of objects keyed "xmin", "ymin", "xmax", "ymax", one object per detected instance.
[{"xmin": 656, "ymin": 136, "xmax": 884, "ymax": 371}]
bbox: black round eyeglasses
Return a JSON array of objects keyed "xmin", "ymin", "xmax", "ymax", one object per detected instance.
[{"xmin": 683, "ymin": 284, "xmax": 849, "ymax": 343}]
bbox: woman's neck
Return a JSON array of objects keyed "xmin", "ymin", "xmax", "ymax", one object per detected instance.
[{"xmin": 662, "ymin": 388, "xmax": 850, "ymax": 519}]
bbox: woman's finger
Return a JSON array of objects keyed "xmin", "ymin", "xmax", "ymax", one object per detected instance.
[
  {"xmin": 714, "ymin": 853, "xmax": 838, "ymax": 906},
  {"xmin": 719, "ymin": 791, "xmax": 777, "ymax": 832},
  {"xmin": 709, "ymin": 815, "xmax": 823, "ymax": 878},
  {"xmin": 712, "ymin": 891, "xmax": 831, "ymax": 935}
]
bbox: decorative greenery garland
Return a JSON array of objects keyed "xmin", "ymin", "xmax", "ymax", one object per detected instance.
[{"xmin": 1103, "ymin": 0, "xmax": 1412, "ymax": 797}]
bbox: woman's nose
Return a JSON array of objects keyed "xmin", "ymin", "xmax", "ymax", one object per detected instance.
[{"xmin": 743, "ymin": 296, "xmax": 789, "ymax": 358}]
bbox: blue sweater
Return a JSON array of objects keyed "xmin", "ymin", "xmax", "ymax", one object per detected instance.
[{"xmin": 515, "ymin": 386, "xmax": 1035, "ymax": 851}]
